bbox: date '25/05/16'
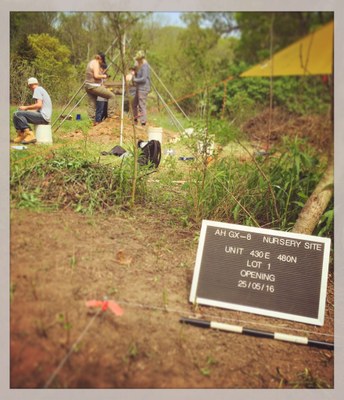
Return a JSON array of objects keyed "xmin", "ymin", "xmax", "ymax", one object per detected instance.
[{"xmin": 238, "ymin": 280, "xmax": 275, "ymax": 293}]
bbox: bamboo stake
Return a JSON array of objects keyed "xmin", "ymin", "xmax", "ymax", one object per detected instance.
[{"xmin": 120, "ymin": 33, "xmax": 126, "ymax": 146}]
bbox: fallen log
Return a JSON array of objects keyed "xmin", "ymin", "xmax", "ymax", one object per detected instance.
[{"xmin": 292, "ymin": 157, "xmax": 334, "ymax": 235}]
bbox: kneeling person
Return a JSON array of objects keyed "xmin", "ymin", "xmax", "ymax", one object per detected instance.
[{"xmin": 13, "ymin": 77, "xmax": 52, "ymax": 144}]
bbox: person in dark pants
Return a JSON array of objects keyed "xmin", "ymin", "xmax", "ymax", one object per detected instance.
[
  {"xmin": 12, "ymin": 77, "xmax": 52, "ymax": 144},
  {"xmin": 84, "ymin": 53, "xmax": 116, "ymax": 122},
  {"xmin": 94, "ymin": 55, "xmax": 109, "ymax": 125},
  {"xmin": 95, "ymin": 96, "xmax": 108, "ymax": 124}
]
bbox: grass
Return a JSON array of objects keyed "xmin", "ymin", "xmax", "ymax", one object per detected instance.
[
  {"xmin": 10, "ymin": 144, "xmax": 145, "ymax": 213},
  {"xmin": 199, "ymin": 355, "xmax": 218, "ymax": 377},
  {"xmin": 292, "ymin": 368, "xmax": 331, "ymax": 389},
  {"xmin": 9, "ymin": 104, "xmax": 334, "ymax": 240},
  {"xmin": 276, "ymin": 367, "xmax": 331, "ymax": 389},
  {"xmin": 180, "ymin": 135, "xmax": 331, "ymax": 233}
]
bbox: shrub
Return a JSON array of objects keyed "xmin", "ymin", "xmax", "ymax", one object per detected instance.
[{"xmin": 183, "ymin": 135, "xmax": 331, "ymax": 235}]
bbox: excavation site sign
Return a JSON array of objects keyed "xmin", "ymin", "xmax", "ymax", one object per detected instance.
[{"xmin": 190, "ymin": 220, "xmax": 331, "ymax": 325}]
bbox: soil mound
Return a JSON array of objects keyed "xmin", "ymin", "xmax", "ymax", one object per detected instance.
[{"xmin": 242, "ymin": 108, "xmax": 332, "ymax": 150}]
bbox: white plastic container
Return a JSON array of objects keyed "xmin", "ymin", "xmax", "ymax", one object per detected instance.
[
  {"xmin": 34, "ymin": 124, "xmax": 53, "ymax": 144},
  {"xmin": 184, "ymin": 127, "xmax": 194, "ymax": 137},
  {"xmin": 148, "ymin": 126, "xmax": 163, "ymax": 144}
]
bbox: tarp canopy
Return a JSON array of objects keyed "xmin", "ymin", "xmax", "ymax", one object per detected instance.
[{"xmin": 240, "ymin": 21, "xmax": 333, "ymax": 77}]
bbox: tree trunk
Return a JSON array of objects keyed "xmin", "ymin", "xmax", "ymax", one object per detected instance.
[
  {"xmin": 293, "ymin": 28, "xmax": 334, "ymax": 236},
  {"xmin": 292, "ymin": 158, "xmax": 333, "ymax": 235}
]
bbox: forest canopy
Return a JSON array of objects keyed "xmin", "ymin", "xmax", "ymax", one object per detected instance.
[{"xmin": 10, "ymin": 11, "xmax": 333, "ymax": 116}]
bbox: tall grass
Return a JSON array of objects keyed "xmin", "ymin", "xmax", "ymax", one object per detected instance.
[
  {"xmin": 182, "ymin": 136, "xmax": 331, "ymax": 235},
  {"xmin": 9, "ymin": 105, "xmax": 333, "ymax": 238}
]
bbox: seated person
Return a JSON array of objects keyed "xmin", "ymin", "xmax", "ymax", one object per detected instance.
[{"xmin": 12, "ymin": 77, "xmax": 52, "ymax": 144}]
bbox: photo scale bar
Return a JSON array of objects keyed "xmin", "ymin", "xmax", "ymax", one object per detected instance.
[{"xmin": 180, "ymin": 317, "xmax": 334, "ymax": 350}]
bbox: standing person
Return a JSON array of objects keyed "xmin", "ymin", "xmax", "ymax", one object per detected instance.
[
  {"xmin": 125, "ymin": 66, "xmax": 137, "ymax": 114},
  {"xmin": 84, "ymin": 53, "xmax": 117, "ymax": 123},
  {"xmin": 132, "ymin": 50, "xmax": 150, "ymax": 126},
  {"xmin": 12, "ymin": 77, "xmax": 52, "ymax": 144}
]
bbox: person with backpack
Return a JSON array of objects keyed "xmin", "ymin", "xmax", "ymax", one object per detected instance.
[{"xmin": 12, "ymin": 77, "xmax": 52, "ymax": 144}]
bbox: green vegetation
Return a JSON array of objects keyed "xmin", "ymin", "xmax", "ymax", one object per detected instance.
[
  {"xmin": 10, "ymin": 144, "xmax": 147, "ymax": 214},
  {"xmin": 9, "ymin": 11, "xmax": 334, "ymax": 239},
  {"xmin": 178, "ymin": 130, "xmax": 329, "ymax": 234},
  {"xmin": 276, "ymin": 367, "xmax": 332, "ymax": 389},
  {"xmin": 10, "ymin": 110, "xmax": 333, "ymax": 241},
  {"xmin": 10, "ymin": 12, "xmax": 333, "ymax": 116},
  {"xmin": 8, "ymin": 12, "xmax": 334, "ymax": 390}
]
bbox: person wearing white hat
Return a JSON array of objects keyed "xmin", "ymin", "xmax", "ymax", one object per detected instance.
[{"xmin": 12, "ymin": 77, "xmax": 52, "ymax": 144}]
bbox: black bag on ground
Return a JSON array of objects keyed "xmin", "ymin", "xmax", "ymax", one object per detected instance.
[
  {"xmin": 101, "ymin": 145, "xmax": 126, "ymax": 156},
  {"xmin": 138, "ymin": 140, "xmax": 161, "ymax": 168}
]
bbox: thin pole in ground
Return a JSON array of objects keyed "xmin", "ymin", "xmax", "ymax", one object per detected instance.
[
  {"xmin": 53, "ymin": 52, "xmax": 120, "ymax": 134},
  {"xmin": 120, "ymin": 33, "xmax": 126, "ymax": 146},
  {"xmin": 151, "ymin": 82, "xmax": 185, "ymax": 133},
  {"xmin": 150, "ymin": 65, "xmax": 190, "ymax": 121}
]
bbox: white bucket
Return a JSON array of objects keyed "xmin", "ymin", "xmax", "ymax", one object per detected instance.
[
  {"xmin": 148, "ymin": 127, "xmax": 163, "ymax": 144},
  {"xmin": 34, "ymin": 124, "xmax": 53, "ymax": 144},
  {"xmin": 197, "ymin": 135, "xmax": 215, "ymax": 156},
  {"xmin": 184, "ymin": 127, "xmax": 194, "ymax": 137}
]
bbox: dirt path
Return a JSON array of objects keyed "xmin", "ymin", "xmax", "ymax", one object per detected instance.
[{"xmin": 10, "ymin": 207, "xmax": 334, "ymax": 388}]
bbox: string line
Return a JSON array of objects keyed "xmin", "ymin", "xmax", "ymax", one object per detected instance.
[
  {"xmin": 118, "ymin": 300, "xmax": 334, "ymax": 339},
  {"xmin": 43, "ymin": 298, "xmax": 333, "ymax": 387},
  {"xmin": 44, "ymin": 308, "xmax": 102, "ymax": 388}
]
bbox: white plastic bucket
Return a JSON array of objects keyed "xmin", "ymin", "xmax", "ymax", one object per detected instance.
[
  {"xmin": 197, "ymin": 135, "xmax": 215, "ymax": 156},
  {"xmin": 184, "ymin": 127, "xmax": 194, "ymax": 137},
  {"xmin": 148, "ymin": 127, "xmax": 163, "ymax": 144},
  {"xmin": 34, "ymin": 124, "xmax": 53, "ymax": 144}
]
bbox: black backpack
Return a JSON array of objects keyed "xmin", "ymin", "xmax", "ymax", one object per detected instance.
[{"xmin": 138, "ymin": 140, "xmax": 161, "ymax": 168}]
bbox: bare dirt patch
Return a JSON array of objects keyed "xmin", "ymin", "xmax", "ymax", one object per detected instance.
[
  {"xmin": 10, "ymin": 207, "xmax": 334, "ymax": 389},
  {"xmin": 10, "ymin": 115, "xmax": 334, "ymax": 389},
  {"xmin": 60, "ymin": 116, "xmax": 179, "ymax": 146}
]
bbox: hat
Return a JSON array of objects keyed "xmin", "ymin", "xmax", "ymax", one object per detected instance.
[
  {"xmin": 28, "ymin": 77, "xmax": 38, "ymax": 85},
  {"xmin": 134, "ymin": 50, "xmax": 145, "ymax": 60}
]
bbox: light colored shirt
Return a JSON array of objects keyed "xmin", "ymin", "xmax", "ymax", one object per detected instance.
[
  {"xmin": 33, "ymin": 86, "xmax": 52, "ymax": 122},
  {"xmin": 133, "ymin": 61, "xmax": 150, "ymax": 92}
]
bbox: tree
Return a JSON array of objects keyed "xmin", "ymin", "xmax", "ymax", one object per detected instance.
[
  {"xmin": 176, "ymin": 14, "xmax": 223, "ymax": 114},
  {"xmin": 28, "ymin": 33, "xmax": 77, "ymax": 103},
  {"xmin": 292, "ymin": 158, "xmax": 333, "ymax": 235},
  {"xmin": 10, "ymin": 12, "xmax": 58, "ymax": 55},
  {"xmin": 199, "ymin": 12, "xmax": 238, "ymax": 36},
  {"xmin": 55, "ymin": 12, "xmax": 93, "ymax": 67},
  {"xmin": 234, "ymin": 12, "xmax": 333, "ymax": 64}
]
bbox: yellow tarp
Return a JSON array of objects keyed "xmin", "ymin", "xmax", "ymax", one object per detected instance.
[{"xmin": 240, "ymin": 21, "xmax": 333, "ymax": 77}]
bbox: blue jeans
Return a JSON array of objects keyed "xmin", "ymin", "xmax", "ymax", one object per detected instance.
[
  {"xmin": 13, "ymin": 110, "xmax": 49, "ymax": 131},
  {"xmin": 95, "ymin": 101, "xmax": 108, "ymax": 122}
]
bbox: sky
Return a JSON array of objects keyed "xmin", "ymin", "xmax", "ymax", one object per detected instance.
[{"xmin": 152, "ymin": 12, "xmax": 186, "ymax": 27}]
